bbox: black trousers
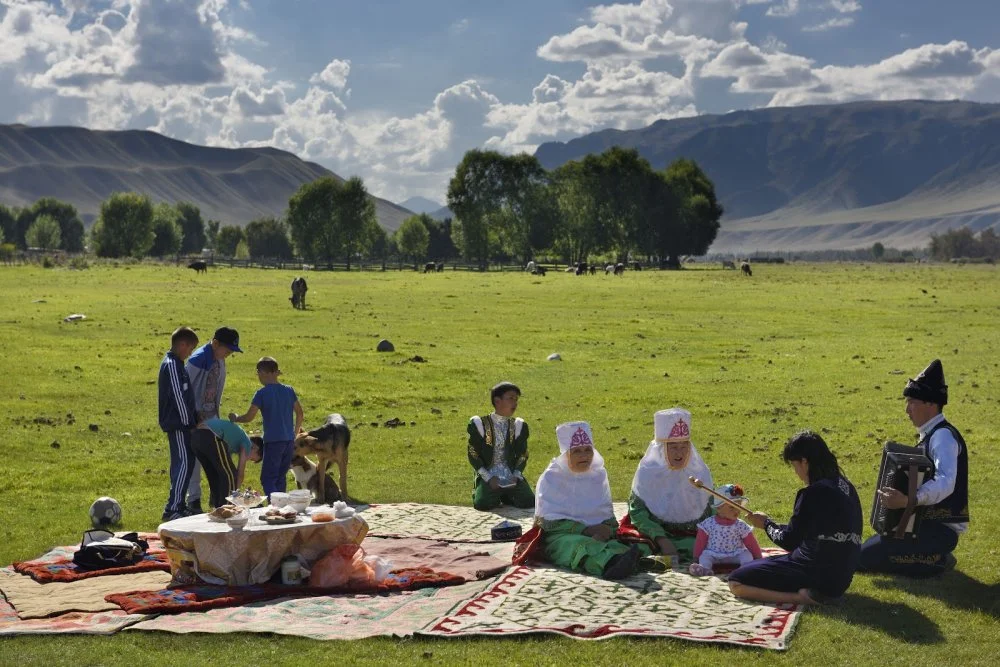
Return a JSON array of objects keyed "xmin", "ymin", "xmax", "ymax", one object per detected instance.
[
  {"xmin": 191, "ymin": 429, "xmax": 238, "ymax": 509},
  {"xmin": 858, "ymin": 521, "xmax": 960, "ymax": 577}
]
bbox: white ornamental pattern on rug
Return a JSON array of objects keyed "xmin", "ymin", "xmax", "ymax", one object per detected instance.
[
  {"xmin": 361, "ymin": 502, "xmax": 630, "ymax": 543},
  {"xmin": 421, "ymin": 564, "xmax": 800, "ymax": 651}
]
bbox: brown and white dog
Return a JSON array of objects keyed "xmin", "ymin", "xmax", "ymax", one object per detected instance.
[
  {"xmin": 290, "ymin": 454, "xmax": 342, "ymax": 504},
  {"xmin": 292, "ymin": 413, "xmax": 351, "ymax": 503}
]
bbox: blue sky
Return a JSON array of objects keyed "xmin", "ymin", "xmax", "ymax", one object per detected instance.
[{"xmin": 2, "ymin": 1, "xmax": 999, "ymax": 204}]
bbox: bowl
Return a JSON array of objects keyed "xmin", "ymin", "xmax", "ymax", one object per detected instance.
[
  {"xmin": 288, "ymin": 489, "xmax": 312, "ymax": 500},
  {"xmin": 288, "ymin": 498, "xmax": 310, "ymax": 514},
  {"xmin": 226, "ymin": 513, "xmax": 249, "ymax": 530},
  {"xmin": 269, "ymin": 492, "xmax": 291, "ymax": 507}
]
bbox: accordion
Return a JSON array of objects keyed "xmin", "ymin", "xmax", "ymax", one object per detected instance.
[{"xmin": 869, "ymin": 441, "xmax": 934, "ymax": 539}]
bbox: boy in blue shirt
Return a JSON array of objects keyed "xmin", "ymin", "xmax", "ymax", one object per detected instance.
[
  {"xmin": 158, "ymin": 326, "xmax": 200, "ymax": 521},
  {"xmin": 230, "ymin": 356, "xmax": 304, "ymax": 497}
]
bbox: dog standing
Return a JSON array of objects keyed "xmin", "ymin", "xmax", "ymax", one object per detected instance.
[
  {"xmin": 290, "ymin": 454, "xmax": 341, "ymax": 504},
  {"xmin": 293, "ymin": 413, "xmax": 350, "ymax": 503}
]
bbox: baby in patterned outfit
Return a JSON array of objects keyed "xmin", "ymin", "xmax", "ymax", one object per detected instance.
[{"xmin": 689, "ymin": 484, "xmax": 763, "ymax": 576}]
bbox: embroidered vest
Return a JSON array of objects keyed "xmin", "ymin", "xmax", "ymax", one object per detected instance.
[
  {"xmin": 919, "ymin": 419, "xmax": 969, "ymax": 525},
  {"xmin": 482, "ymin": 415, "xmax": 514, "ymax": 455}
]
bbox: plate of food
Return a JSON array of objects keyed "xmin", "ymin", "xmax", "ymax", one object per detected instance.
[
  {"xmin": 207, "ymin": 504, "xmax": 244, "ymax": 523},
  {"xmin": 262, "ymin": 508, "xmax": 299, "ymax": 524}
]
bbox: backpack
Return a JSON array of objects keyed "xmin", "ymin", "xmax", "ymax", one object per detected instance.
[{"xmin": 72, "ymin": 530, "xmax": 149, "ymax": 570}]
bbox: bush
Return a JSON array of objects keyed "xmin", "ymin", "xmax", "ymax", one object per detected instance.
[{"xmin": 69, "ymin": 256, "xmax": 90, "ymax": 270}]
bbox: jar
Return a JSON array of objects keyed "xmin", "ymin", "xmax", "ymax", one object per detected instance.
[{"xmin": 281, "ymin": 556, "xmax": 302, "ymax": 585}]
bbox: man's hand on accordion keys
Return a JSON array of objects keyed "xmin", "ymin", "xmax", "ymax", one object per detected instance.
[{"xmin": 877, "ymin": 487, "xmax": 909, "ymax": 509}]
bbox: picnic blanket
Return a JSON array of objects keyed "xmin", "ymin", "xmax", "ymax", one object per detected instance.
[
  {"xmin": 422, "ymin": 563, "xmax": 800, "ymax": 650},
  {"xmin": 12, "ymin": 533, "xmax": 168, "ymax": 584},
  {"xmin": 0, "ymin": 568, "xmax": 171, "ymax": 619},
  {"xmin": 0, "ymin": 593, "xmax": 148, "ymax": 636}
]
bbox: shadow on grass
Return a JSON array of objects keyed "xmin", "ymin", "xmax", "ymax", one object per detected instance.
[
  {"xmin": 868, "ymin": 570, "xmax": 1000, "ymax": 620},
  {"xmin": 815, "ymin": 592, "xmax": 945, "ymax": 644}
]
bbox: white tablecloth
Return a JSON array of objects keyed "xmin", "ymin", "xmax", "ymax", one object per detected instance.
[{"xmin": 158, "ymin": 508, "xmax": 368, "ymax": 585}]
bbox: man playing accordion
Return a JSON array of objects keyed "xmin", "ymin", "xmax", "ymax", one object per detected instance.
[{"xmin": 859, "ymin": 359, "xmax": 969, "ymax": 577}]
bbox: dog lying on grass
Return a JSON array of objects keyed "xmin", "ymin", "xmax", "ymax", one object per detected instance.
[{"xmin": 293, "ymin": 413, "xmax": 350, "ymax": 503}]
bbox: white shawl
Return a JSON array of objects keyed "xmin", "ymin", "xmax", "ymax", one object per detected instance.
[
  {"xmin": 630, "ymin": 440, "xmax": 713, "ymax": 524},
  {"xmin": 536, "ymin": 449, "xmax": 615, "ymax": 528}
]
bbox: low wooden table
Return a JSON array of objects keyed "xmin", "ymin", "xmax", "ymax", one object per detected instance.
[{"xmin": 158, "ymin": 508, "xmax": 368, "ymax": 585}]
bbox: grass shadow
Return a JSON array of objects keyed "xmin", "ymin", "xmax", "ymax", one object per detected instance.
[
  {"xmin": 815, "ymin": 592, "xmax": 945, "ymax": 644},
  {"xmin": 868, "ymin": 570, "xmax": 1000, "ymax": 619}
]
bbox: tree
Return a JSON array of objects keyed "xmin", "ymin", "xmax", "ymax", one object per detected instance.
[
  {"xmin": 395, "ymin": 215, "xmax": 430, "ymax": 262},
  {"xmin": 26, "ymin": 214, "xmax": 61, "ymax": 250},
  {"xmin": 422, "ymin": 215, "xmax": 457, "ymax": 260},
  {"xmin": 234, "ymin": 239, "xmax": 250, "ymax": 260},
  {"xmin": 660, "ymin": 158, "xmax": 723, "ymax": 266},
  {"xmin": 447, "ymin": 150, "xmax": 506, "ymax": 268},
  {"xmin": 338, "ymin": 177, "xmax": 378, "ymax": 269},
  {"xmin": 551, "ymin": 159, "xmax": 602, "ymax": 264},
  {"xmin": 0, "ymin": 205, "xmax": 14, "ymax": 247},
  {"xmin": 215, "ymin": 225, "xmax": 246, "ymax": 257},
  {"xmin": 871, "ymin": 242, "xmax": 885, "ymax": 260},
  {"xmin": 91, "ymin": 192, "xmax": 155, "ymax": 258},
  {"xmin": 287, "ymin": 177, "xmax": 343, "ymax": 264},
  {"xmin": 30, "ymin": 198, "xmax": 84, "ymax": 252},
  {"xmin": 176, "ymin": 202, "xmax": 206, "ymax": 254},
  {"xmin": 245, "ymin": 217, "xmax": 294, "ymax": 259},
  {"xmin": 206, "ymin": 220, "xmax": 221, "ymax": 249},
  {"xmin": 148, "ymin": 203, "xmax": 183, "ymax": 256}
]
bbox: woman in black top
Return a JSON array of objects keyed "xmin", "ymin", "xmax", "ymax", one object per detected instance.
[{"xmin": 729, "ymin": 430, "xmax": 863, "ymax": 605}]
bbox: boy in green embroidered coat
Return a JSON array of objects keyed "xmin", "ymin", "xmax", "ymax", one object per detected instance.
[
  {"xmin": 467, "ymin": 382, "xmax": 535, "ymax": 510},
  {"xmin": 535, "ymin": 421, "xmax": 641, "ymax": 579}
]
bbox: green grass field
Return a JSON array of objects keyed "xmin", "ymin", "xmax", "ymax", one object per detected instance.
[{"xmin": 1, "ymin": 262, "xmax": 998, "ymax": 665}]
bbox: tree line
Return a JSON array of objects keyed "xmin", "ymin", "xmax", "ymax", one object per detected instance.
[
  {"xmin": 0, "ymin": 146, "xmax": 723, "ymax": 267},
  {"xmin": 928, "ymin": 227, "xmax": 1000, "ymax": 261}
]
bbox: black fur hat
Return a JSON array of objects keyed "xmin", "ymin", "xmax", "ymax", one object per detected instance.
[{"xmin": 903, "ymin": 359, "xmax": 948, "ymax": 406}]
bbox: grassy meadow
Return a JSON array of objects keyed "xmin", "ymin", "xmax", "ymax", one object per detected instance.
[{"xmin": 1, "ymin": 261, "xmax": 998, "ymax": 665}]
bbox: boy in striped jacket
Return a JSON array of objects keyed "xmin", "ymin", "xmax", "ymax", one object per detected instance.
[{"xmin": 158, "ymin": 326, "xmax": 200, "ymax": 521}]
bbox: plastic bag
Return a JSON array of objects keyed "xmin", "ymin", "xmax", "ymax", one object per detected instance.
[{"xmin": 310, "ymin": 544, "xmax": 376, "ymax": 589}]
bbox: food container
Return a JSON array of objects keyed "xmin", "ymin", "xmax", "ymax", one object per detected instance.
[
  {"xmin": 281, "ymin": 556, "xmax": 302, "ymax": 585},
  {"xmin": 226, "ymin": 513, "xmax": 249, "ymax": 530},
  {"xmin": 289, "ymin": 498, "xmax": 310, "ymax": 514}
]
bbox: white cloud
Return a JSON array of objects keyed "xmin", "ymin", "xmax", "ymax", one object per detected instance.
[
  {"xmin": 309, "ymin": 58, "xmax": 350, "ymax": 91},
  {"xmin": 829, "ymin": 0, "xmax": 861, "ymax": 13},
  {"xmin": 803, "ymin": 16, "xmax": 854, "ymax": 32},
  {"xmin": 766, "ymin": 0, "xmax": 799, "ymax": 18},
  {"xmin": 449, "ymin": 18, "xmax": 469, "ymax": 35}
]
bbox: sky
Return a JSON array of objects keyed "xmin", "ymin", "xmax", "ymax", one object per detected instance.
[{"xmin": 2, "ymin": 0, "xmax": 1000, "ymax": 206}]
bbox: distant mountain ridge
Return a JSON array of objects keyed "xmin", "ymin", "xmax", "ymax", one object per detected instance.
[
  {"xmin": 0, "ymin": 124, "xmax": 413, "ymax": 232},
  {"xmin": 535, "ymin": 100, "xmax": 1000, "ymax": 251},
  {"xmin": 398, "ymin": 196, "xmax": 443, "ymax": 215}
]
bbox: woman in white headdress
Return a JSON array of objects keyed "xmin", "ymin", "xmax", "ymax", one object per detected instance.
[
  {"xmin": 529, "ymin": 421, "xmax": 641, "ymax": 579},
  {"xmin": 620, "ymin": 408, "xmax": 714, "ymax": 561}
]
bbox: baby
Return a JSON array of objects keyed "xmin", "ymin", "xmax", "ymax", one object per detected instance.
[{"xmin": 689, "ymin": 484, "xmax": 763, "ymax": 576}]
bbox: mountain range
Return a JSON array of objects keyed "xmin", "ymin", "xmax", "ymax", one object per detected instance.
[
  {"xmin": 0, "ymin": 124, "xmax": 413, "ymax": 232},
  {"xmin": 535, "ymin": 100, "xmax": 1000, "ymax": 252}
]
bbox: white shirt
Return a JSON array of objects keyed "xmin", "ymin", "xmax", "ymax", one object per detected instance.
[{"xmin": 915, "ymin": 413, "xmax": 967, "ymax": 534}]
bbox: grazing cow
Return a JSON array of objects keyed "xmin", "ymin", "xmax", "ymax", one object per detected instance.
[
  {"xmin": 605, "ymin": 264, "xmax": 614, "ymax": 275},
  {"xmin": 740, "ymin": 262, "xmax": 752, "ymax": 277},
  {"xmin": 436, "ymin": 262, "xmax": 444, "ymax": 272},
  {"xmin": 575, "ymin": 262, "xmax": 587, "ymax": 276},
  {"xmin": 525, "ymin": 260, "xmax": 536, "ymax": 273},
  {"xmin": 614, "ymin": 262, "xmax": 625, "ymax": 276},
  {"xmin": 423, "ymin": 262, "xmax": 435, "ymax": 273},
  {"xmin": 722, "ymin": 260, "xmax": 736, "ymax": 270},
  {"xmin": 290, "ymin": 276, "xmax": 308, "ymax": 309},
  {"xmin": 188, "ymin": 260, "xmax": 207, "ymax": 274},
  {"xmin": 588, "ymin": 264, "xmax": 597, "ymax": 275},
  {"xmin": 531, "ymin": 266, "xmax": 547, "ymax": 276}
]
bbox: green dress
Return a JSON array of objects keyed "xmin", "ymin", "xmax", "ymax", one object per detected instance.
[
  {"xmin": 627, "ymin": 492, "xmax": 712, "ymax": 561},
  {"xmin": 541, "ymin": 517, "xmax": 633, "ymax": 576},
  {"xmin": 467, "ymin": 415, "xmax": 534, "ymax": 510}
]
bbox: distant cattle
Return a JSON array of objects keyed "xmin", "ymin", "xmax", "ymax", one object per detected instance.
[
  {"xmin": 740, "ymin": 262, "xmax": 752, "ymax": 277},
  {"xmin": 575, "ymin": 262, "xmax": 587, "ymax": 276},
  {"xmin": 423, "ymin": 262, "xmax": 436, "ymax": 273},
  {"xmin": 436, "ymin": 262, "xmax": 444, "ymax": 272},
  {"xmin": 290, "ymin": 276, "xmax": 308, "ymax": 309},
  {"xmin": 588, "ymin": 264, "xmax": 597, "ymax": 275},
  {"xmin": 531, "ymin": 266, "xmax": 547, "ymax": 276},
  {"xmin": 188, "ymin": 260, "xmax": 207, "ymax": 274},
  {"xmin": 525, "ymin": 260, "xmax": 536, "ymax": 273},
  {"xmin": 605, "ymin": 264, "xmax": 614, "ymax": 275},
  {"xmin": 722, "ymin": 260, "xmax": 736, "ymax": 270},
  {"xmin": 614, "ymin": 263, "xmax": 625, "ymax": 276}
]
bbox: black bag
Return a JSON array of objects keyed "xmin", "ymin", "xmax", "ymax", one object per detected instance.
[{"xmin": 72, "ymin": 530, "xmax": 149, "ymax": 570}]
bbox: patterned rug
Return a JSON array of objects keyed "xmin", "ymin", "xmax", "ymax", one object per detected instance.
[
  {"xmin": 362, "ymin": 502, "xmax": 629, "ymax": 542},
  {"xmin": 421, "ymin": 564, "xmax": 800, "ymax": 650},
  {"xmin": 12, "ymin": 533, "xmax": 168, "ymax": 584}
]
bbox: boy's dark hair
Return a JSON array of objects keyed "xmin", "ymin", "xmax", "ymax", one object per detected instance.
[
  {"xmin": 171, "ymin": 326, "xmax": 199, "ymax": 347},
  {"xmin": 490, "ymin": 381, "xmax": 521, "ymax": 406},
  {"xmin": 249, "ymin": 435, "xmax": 264, "ymax": 451},
  {"xmin": 256, "ymin": 357, "xmax": 279, "ymax": 373},
  {"xmin": 782, "ymin": 430, "xmax": 841, "ymax": 483}
]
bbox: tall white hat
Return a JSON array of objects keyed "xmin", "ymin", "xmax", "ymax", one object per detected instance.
[
  {"xmin": 655, "ymin": 408, "xmax": 691, "ymax": 443},
  {"xmin": 556, "ymin": 421, "xmax": 594, "ymax": 453}
]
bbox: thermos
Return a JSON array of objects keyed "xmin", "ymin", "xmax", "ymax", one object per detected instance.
[{"xmin": 281, "ymin": 556, "xmax": 301, "ymax": 585}]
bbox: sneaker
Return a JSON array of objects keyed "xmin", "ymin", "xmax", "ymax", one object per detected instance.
[
  {"xmin": 186, "ymin": 500, "xmax": 204, "ymax": 515},
  {"xmin": 161, "ymin": 510, "xmax": 185, "ymax": 522},
  {"xmin": 603, "ymin": 545, "xmax": 641, "ymax": 580}
]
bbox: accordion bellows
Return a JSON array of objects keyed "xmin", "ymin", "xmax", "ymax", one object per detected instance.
[{"xmin": 870, "ymin": 441, "xmax": 934, "ymax": 539}]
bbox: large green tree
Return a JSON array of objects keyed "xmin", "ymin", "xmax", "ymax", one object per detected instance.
[
  {"xmin": 287, "ymin": 176, "xmax": 378, "ymax": 267},
  {"xmin": 395, "ymin": 214, "xmax": 431, "ymax": 262},
  {"xmin": 661, "ymin": 158, "xmax": 723, "ymax": 266},
  {"xmin": 176, "ymin": 202, "xmax": 207, "ymax": 254},
  {"xmin": 338, "ymin": 176, "xmax": 378, "ymax": 269},
  {"xmin": 215, "ymin": 225, "xmax": 246, "ymax": 257},
  {"xmin": 447, "ymin": 150, "xmax": 506, "ymax": 268},
  {"xmin": 148, "ymin": 203, "xmax": 183, "ymax": 256},
  {"xmin": 206, "ymin": 220, "xmax": 221, "ymax": 250},
  {"xmin": 91, "ymin": 192, "xmax": 155, "ymax": 258},
  {"xmin": 0, "ymin": 205, "xmax": 14, "ymax": 247},
  {"xmin": 422, "ymin": 215, "xmax": 457, "ymax": 260},
  {"xmin": 30, "ymin": 198, "xmax": 85, "ymax": 252},
  {"xmin": 26, "ymin": 214, "xmax": 62, "ymax": 250},
  {"xmin": 245, "ymin": 217, "xmax": 294, "ymax": 259}
]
